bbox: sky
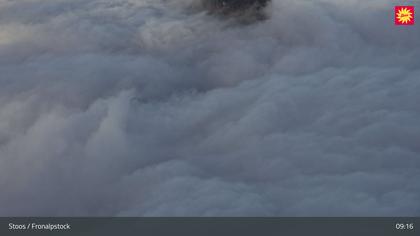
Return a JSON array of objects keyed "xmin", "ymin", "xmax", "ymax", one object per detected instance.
[{"xmin": 0, "ymin": 0, "xmax": 419, "ymax": 216}]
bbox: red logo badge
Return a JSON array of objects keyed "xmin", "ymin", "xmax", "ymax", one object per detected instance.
[{"xmin": 395, "ymin": 6, "xmax": 415, "ymax": 25}]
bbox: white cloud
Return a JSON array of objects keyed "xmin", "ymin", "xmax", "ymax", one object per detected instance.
[{"xmin": 0, "ymin": 0, "xmax": 419, "ymax": 216}]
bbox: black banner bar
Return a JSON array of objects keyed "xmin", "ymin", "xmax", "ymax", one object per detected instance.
[{"xmin": 0, "ymin": 217, "xmax": 418, "ymax": 236}]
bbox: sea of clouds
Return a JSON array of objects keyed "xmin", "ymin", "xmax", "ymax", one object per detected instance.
[{"xmin": 0, "ymin": 0, "xmax": 419, "ymax": 216}]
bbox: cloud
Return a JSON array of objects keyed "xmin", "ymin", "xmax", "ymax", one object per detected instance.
[{"xmin": 0, "ymin": 0, "xmax": 419, "ymax": 216}]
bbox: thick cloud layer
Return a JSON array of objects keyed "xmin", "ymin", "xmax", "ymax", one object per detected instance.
[{"xmin": 0, "ymin": 0, "xmax": 419, "ymax": 216}]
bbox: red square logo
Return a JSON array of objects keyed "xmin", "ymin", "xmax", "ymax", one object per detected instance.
[{"xmin": 395, "ymin": 6, "xmax": 415, "ymax": 25}]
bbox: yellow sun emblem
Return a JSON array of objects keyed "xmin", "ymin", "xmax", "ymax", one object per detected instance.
[{"xmin": 396, "ymin": 7, "xmax": 414, "ymax": 24}]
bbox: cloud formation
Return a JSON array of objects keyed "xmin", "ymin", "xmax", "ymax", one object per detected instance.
[{"xmin": 0, "ymin": 0, "xmax": 419, "ymax": 216}]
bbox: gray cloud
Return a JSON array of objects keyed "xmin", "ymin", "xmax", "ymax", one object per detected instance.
[{"xmin": 0, "ymin": 0, "xmax": 419, "ymax": 216}]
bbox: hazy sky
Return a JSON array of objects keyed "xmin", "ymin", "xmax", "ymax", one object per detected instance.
[{"xmin": 0, "ymin": 0, "xmax": 419, "ymax": 216}]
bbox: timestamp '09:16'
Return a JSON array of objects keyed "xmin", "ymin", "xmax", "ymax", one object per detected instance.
[{"xmin": 395, "ymin": 223, "xmax": 414, "ymax": 230}]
